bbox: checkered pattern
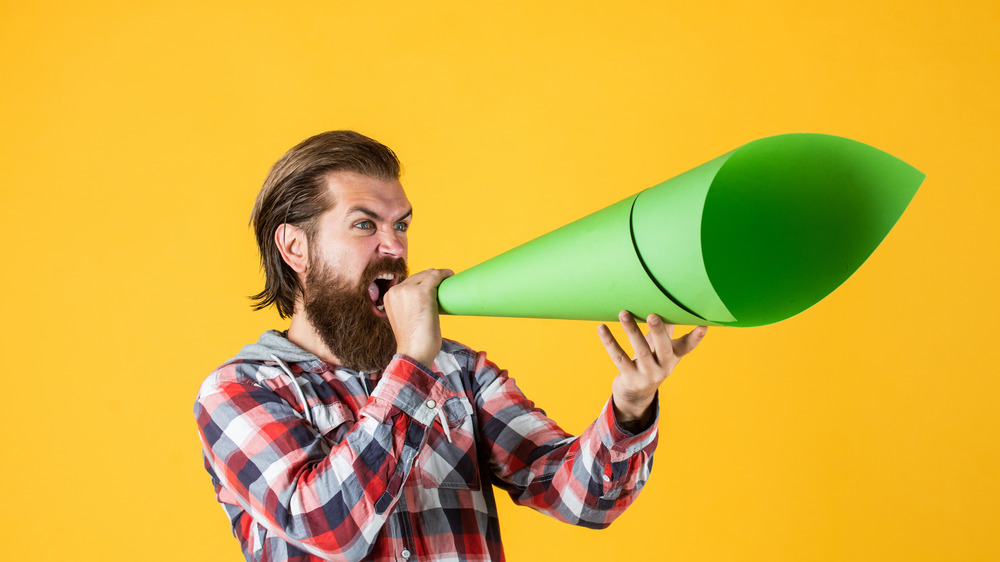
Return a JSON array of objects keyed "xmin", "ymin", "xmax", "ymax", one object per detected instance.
[{"xmin": 194, "ymin": 332, "xmax": 659, "ymax": 561}]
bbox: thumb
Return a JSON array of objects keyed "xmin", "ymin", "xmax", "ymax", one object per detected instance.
[{"xmin": 673, "ymin": 326, "xmax": 708, "ymax": 358}]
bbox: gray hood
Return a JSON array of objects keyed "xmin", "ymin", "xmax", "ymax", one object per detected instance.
[
  {"xmin": 229, "ymin": 329, "xmax": 321, "ymax": 365},
  {"xmin": 223, "ymin": 330, "xmax": 328, "ymax": 428}
]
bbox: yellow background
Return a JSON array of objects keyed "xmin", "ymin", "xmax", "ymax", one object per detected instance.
[{"xmin": 2, "ymin": 1, "xmax": 998, "ymax": 560}]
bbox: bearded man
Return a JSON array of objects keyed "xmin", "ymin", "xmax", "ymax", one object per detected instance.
[{"xmin": 194, "ymin": 131, "xmax": 707, "ymax": 561}]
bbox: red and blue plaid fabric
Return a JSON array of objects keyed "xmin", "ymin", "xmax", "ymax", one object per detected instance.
[{"xmin": 194, "ymin": 331, "xmax": 658, "ymax": 561}]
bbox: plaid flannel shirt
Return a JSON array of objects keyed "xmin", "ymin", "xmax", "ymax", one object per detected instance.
[{"xmin": 194, "ymin": 331, "xmax": 658, "ymax": 561}]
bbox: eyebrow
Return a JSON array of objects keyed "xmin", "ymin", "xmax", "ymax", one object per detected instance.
[{"xmin": 347, "ymin": 206, "xmax": 413, "ymax": 223}]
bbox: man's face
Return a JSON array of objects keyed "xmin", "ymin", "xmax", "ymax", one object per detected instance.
[{"xmin": 302, "ymin": 171, "xmax": 413, "ymax": 372}]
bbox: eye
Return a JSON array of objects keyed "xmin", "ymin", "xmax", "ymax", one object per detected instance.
[
  {"xmin": 394, "ymin": 221, "xmax": 409, "ymax": 232},
  {"xmin": 354, "ymin": 220, "xmax": 375, "ymax": 231}
]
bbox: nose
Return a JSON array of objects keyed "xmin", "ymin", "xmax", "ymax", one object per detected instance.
[{"xmin": 377, "ymin": 228, "xmax": 406, "ymax": 259}]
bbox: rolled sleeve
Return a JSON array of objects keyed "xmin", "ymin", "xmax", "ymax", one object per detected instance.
[
  {"xmin": 368, "ymin": 355, "xmax": 458, "ymax": 427},
  {"xmin": 599, "ymin": 394, "xmax": 660, "ymax": 462}
]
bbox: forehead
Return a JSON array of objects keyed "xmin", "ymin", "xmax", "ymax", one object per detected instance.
[{"xmin": 324, "ymin": 171, "xmax": 410, "ymax": 217}]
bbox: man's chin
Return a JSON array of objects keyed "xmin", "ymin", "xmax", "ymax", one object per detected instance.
[{"xmin": 304, "ymin": 261, "xmax": 400, "ymax": 372}]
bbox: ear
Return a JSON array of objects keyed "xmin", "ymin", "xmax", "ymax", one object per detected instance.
[{"xmin": 274, "ymin": 223, "xmax": 309, "ymax": 273}]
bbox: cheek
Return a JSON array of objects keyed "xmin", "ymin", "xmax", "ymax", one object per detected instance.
[{"xmin": 348, "ymin": 239, "xmax": 385, "ymax": 270}]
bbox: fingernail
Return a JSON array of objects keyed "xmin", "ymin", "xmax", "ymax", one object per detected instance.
[
  {"xmin": 619, "ymin": 310, "xmax": 630, "ymax": 321},
  {"xmin": 648, "ymin": 314, "xmax": 660, "ymax": 325}
]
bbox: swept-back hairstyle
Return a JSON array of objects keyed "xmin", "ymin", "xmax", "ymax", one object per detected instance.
[{"xmin": 250, "ymin": 130, "xmax": 401, "ymax": 318}]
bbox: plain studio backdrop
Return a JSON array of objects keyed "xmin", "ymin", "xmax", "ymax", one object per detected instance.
[{"xmin": 1, "ymin": 2, "xmax": 997, "ymax": 560}]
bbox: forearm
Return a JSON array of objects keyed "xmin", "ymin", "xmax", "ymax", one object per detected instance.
[
  {"xmin": 470, "ymin": 351, "xmax": 658, "ymax": 528},
  {"xmin": 500, "ymin": 395, "xmax": 659, "ymax": 527}
]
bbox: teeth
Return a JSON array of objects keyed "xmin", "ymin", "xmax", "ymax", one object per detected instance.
[
  {"xmin": 377, "ymin": 273, "xmax": 394, "ymax": 280},
  {"xmin": 376, "ymin": 304, "xmax": 385, "ymax": 311}
]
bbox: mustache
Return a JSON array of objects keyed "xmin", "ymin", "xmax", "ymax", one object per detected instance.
[{"xmin": 359, "ymin": 257, "xmax": 408, "ymax": 286}]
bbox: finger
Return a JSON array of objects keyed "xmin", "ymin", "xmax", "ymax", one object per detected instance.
[
  {"xmin": 597, "ymin": 323, "xmax": 634, "ymax": 374},
  {"xmin": 618, "ymin": 310, "xmax": 653, "ymax": 361},
  {"xmin": 420, "ymin": 268, "xmax": 455, "ymax": 287},
  {"xmin": 673, "ymin": 326, "xmax": 708, "ymax": 358},
  {"xmin": 406, "ymin": 268, "xmax": 454, "ymax": 285},
  {"xmin": 645, "ymin": 314, "xmax": 676, "ymax": 363},
  {"xmin": 401, "ymin": 269, "xmax": 434, "ymax": 284},
  {"xmin": 435, "ymin": 268, "xmax": 456, "ymax": 279}
]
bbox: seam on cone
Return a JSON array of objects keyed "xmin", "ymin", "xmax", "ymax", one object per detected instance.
[{"xmin": 626, "ymin": 192, "xmax": 710, "ymax": 323}]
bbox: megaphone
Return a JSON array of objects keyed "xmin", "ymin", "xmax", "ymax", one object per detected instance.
[{"xmin": 437, "ymin": 133, "xmax": 924, "ymax": 327}]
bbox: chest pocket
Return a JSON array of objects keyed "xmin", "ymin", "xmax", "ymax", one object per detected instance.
[
  {"xmin": 310, "ymin": 401, "xmax": 355, "ymax": 446},
  {"xmin": 418, "ymin": 396, "xmax": 481, "ymax": 490}
]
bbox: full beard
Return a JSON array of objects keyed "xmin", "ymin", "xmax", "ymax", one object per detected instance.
[{"xmin": 303, "ymin": 256, "xmax": 408, "ymax": 373}]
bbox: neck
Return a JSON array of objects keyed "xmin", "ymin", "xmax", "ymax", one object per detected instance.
[{"xmin": 287, "ymin": 308, "xmax": 341, "ymax": 365}]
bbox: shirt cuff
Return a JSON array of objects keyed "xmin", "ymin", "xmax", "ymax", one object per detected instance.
[
  {"xmin": 367, "ymin": 354, "xmax": 457, "ymax": 427},
  {"xmin": 599, "ymin": 394, "xmax": 660, "ymax": 462}
]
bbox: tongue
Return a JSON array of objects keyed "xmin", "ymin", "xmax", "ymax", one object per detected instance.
[{"xmin": 367, "ymin": 281, "xmax": 379, "ymax": 303}]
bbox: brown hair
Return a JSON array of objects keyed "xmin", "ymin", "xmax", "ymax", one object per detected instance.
[{"xmin": 250, "ymin": 130, "xmax": 401, "ymax": 318}]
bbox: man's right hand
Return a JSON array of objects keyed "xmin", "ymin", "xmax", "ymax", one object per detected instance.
[{"xmin": 383, "ymin": 268, "xmax": 454, "ymax": 367}]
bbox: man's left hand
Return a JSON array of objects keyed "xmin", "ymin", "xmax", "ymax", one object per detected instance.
[{"xmin": 598, "ymin": 311, "xmax": 708, "ymax": 428}]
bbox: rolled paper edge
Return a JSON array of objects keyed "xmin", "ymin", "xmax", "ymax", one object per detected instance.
[{"xmin": 631, "ymin": 149, "xmax": 738, "ymax": 323}]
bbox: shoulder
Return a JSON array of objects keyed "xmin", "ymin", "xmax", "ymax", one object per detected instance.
[
  {"xmin": 435, "ymin": 338, "xmax": 513, "ymax": 399},
  {"xmin": 194, "ymin": 358, "xmax": 276, "ymax": 404},
  {"xmin": 432, "ymin": 338, "xmax": 477, "ymax": 379},
  {"xmin": 439, "ymin": 338, "xmax": 503, "ymax": 371},
  {"xmin": 440, "ymin": 338, "xmax": 479, "ymax": 360}
]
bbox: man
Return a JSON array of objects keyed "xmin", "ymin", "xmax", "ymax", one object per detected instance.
[{"xmin": 194, "ymin": 130, "xmax": 707, "ymax": 561}]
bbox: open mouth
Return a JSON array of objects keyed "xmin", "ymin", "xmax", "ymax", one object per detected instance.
[{"xmin": 367, "ymin": 273, "xmax": 399, "ymax": 317}]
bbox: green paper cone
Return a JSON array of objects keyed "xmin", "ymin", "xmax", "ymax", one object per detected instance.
[
  {"xmin": 437, "ymin": 133, "xmax": 925, "ymax": 326},
  {"xmin": 437, "ymin": 194, "xmax": 708, "ymax": 324}
]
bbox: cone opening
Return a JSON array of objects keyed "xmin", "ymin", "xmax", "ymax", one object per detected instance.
[{"xmin": 700, "ymin": 134, "xmax": 924, "ymax": 327}]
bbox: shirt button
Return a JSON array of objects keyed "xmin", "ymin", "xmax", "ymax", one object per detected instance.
[
  {"xmin": 401, "ymin": 549, "xmax": 411, "ymax": 559},
  {"xmin": 425, "ymin": 399, "xmax": 436, "ymax": 409},
  {"xmin": 602, "ymin": 474, "xmax": 612, "ymax": 482}
]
